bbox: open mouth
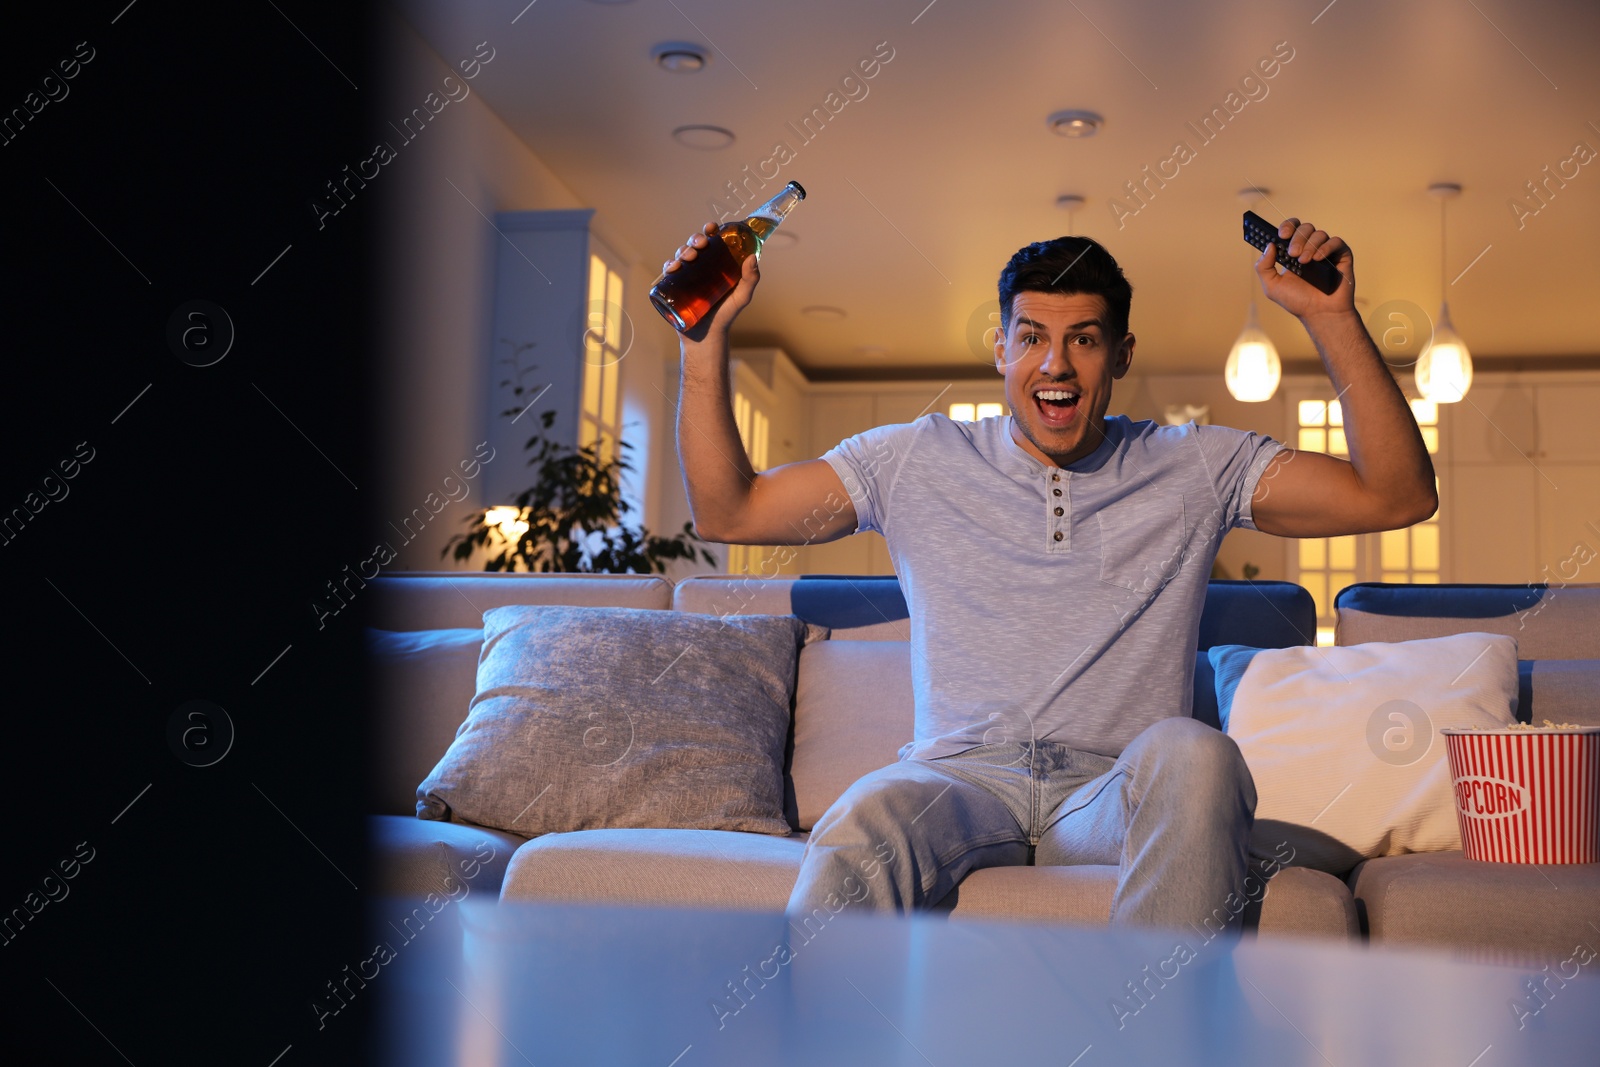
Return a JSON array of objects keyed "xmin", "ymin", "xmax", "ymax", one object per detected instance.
[{"xmin": 1033, "ymin": 387, "xmax": 1081, "ymax": 428}]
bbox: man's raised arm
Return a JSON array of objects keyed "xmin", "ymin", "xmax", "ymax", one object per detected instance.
[
  {"xmin": 669, "ymin": 223, "xmax": 859, "ymax": 546},
  {"xmin": 1247, "ymin": 217, "xmax": 1439, "ymax": 537}
]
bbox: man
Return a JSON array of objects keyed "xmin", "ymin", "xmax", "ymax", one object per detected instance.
[{"xmin": 665, "ymin": 217, "xmax": 1436, "ymax": 932}]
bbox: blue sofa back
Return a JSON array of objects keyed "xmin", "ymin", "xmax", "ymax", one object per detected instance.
[
  {"xmin": 1192, "ymin": 580, "xmax": 1317, "ymax": 728},
  {"xmin": 788, "ymin": 575, "xmax": 1316, "ymax": 730},
  {"xmin": 1336, "ymin": 582, "xmax": 1600, "ymax": 727}
]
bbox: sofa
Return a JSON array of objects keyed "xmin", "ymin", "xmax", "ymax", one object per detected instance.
[
  {"xmin": 368, "ymin": 571, "xmax": 1600, "ymax": 961},
  {"xmin": 1332, "ymin": 582, "xmax": 1600, "ymax": 962}
]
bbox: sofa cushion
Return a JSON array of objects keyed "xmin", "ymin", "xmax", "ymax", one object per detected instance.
[
  {"xmin": 1336, "ymin": 582, "xmax": 1600, "ymax": 659},
  {"xmin": 499, "ymin": 833, "xmax": 1355, "ymax": 938},
  {"xmin": 1192, "ymin": 581, "xmax": 1317, "ymax": 730},
  {"xmin": 499, "ymin": 828, "xmax": 808, "ymax": 910},
  {"xmin": 790, "ymin": 640, "xmax": 915, "ymax": 830},
  {"xmin": 418, "ymin": 606, "xmax": 817, "ymax": 836},
  {"xmin": 369, "ymin": 572, "xmax": 672, "ymax": 631},
  {"xmin": 367, "ymin": 627, "xmax": 482, "ymax": 815},
  {"xmin": 937, "ymin": 864, "xmax": 1356, "ymax": 938},
  {"xmin": 1191, "ymin": 650, "xmax": 1223, "ymax": 730},
  {"xmin": 1349, "ymin": 850, "xmax": 1600, "ymax": 966},
  {"xmin": 1214, "ymin": 632, "xmax": 1519, "ymax": 873},
  {"xmin": 943, "ymin": 866, "xmax": 1114, "ymax": 924},
  {"xmin": 1241, "ymin": 867, "xmax": 1361, "ymax": 940},
  {"xmin": 1521, "ymin": 659, "xmax": 1600, "ymax": 727},
  {"xmin": 1196, "ymin": 580, "xmax": 1318, "ymax": 649},
  {"xmin": 369, "ymin": 814, "xmax": 523, "ymax": 898},
  {"xmin": 680, "ymin": 578, "xmax": 1312, "ymax": 733},
  {"xmin": 673, "ymin": 575, "xmax": 910, "ymax": 641}
]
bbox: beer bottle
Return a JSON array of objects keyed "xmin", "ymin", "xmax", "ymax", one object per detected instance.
[{"xmin": 649, "ymin": 181, "xmax": 806, "ymax": 333}]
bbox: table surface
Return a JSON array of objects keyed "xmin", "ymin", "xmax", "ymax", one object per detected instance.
[{"xmin": 374, "ymin": 897, "xmax": 1600, "ymax": 1067}]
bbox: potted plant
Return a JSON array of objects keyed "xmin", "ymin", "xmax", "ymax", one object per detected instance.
[{"xmin": 442, "ymin": 340, "xmax": 716, "ymax": 574}]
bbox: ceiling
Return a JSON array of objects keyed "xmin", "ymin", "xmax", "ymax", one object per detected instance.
[{"xmin": 400, "ymin": 0, "xmax": 1600, "ymax": 378}]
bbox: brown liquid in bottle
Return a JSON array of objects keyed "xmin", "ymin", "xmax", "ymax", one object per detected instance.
[{"xmin": 649, "ymin": 184, "xmax": 801, "ymax": 333}]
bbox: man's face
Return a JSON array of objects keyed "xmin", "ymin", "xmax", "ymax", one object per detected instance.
[{"xmin": 995, "ymin": 291, "xmax": 1135, "ymax": 468}]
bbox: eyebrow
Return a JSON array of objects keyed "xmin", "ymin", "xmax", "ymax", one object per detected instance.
[{"xmin": 1013, "ymin": 316, "xmax": 1104, "ymax": 333}]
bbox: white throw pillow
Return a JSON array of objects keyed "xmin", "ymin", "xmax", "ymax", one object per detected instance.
[{"xmin": 1212, "ymin": 631, "xmax": 1518, "ymax": 873}]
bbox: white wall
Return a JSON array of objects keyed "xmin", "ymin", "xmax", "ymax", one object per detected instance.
[
  {"xmin": 367, "ymin": 8, "xmax": 1301, "ymax": 585},
  {"xmin": 1441, "ymin": 371, "xmax": 1600, "ymax": 585},
  {"xmin": 370, "ymin": 15, "xmax": 1595, "ymax": 589},
  {"xmin": 374, "ymin": 10, "xmax": 678, "ymax": 571}
]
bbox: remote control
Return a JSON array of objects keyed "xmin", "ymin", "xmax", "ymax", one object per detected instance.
[{"xmin": 1242, "ymin": 210, "xmax": 1343, "ymax": 295}]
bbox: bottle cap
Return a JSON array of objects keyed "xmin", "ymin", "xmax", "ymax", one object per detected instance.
[{"xmin": 786, "ymin": 181, "xmax": 806, "ymax": 200}]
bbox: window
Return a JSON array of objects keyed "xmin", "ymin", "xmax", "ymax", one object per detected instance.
[
  {"xmin": 733, "ymin": 391, "xmax": 769, "ymax": 471},
  {"xmin": 1292, "ymin": 394, "xmax": 1442, "ymax": 645},
  {"xmin": 948, "ymin": 401, "xmax": 1005, "ymax": 421},
  {"xmin": 727, "ymin": 390, "xmax": 771, "ymax": 575},
  {"xmin": 581, "ymin": 254, "xmax": 624, "ymax": 465}
]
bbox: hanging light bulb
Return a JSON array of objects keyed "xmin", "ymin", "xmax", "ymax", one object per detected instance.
[
  {"xmin": 1416, "ymin": 183, "xmax": 1473, "ymax": 403},
  {"xmin": 1225, "ymin": 298, "xmax": 1281, "ymax": 401},
  {"xmin": 1225, "ymin": 187, "xmax": 1280, "ymax": 402},
  {"xmin": 1416, "ymin": 301, "xmax": 1473, "ymax": 402},
  {"xmin": 1056, "ymin": 194, "xmax": 1085, "ymax": 236}
]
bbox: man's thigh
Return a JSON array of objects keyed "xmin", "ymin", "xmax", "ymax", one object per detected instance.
[
  {"xmin": 1032, "ymin": 764, "xmax": 1127, "ymax": 867},
  {"xmin": 808, "ymin": 757, "xmax": 1029, "ymax": 871}
]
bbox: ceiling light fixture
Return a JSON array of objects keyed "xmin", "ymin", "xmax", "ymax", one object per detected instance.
[
  {"xmin": 651, "ymin": 42, "xmax": 709, "ymax": 72},
  {"xmin": 670, "ymin": 124, "xmax": 735, "ymax": 150},
  {"xmin": 1416, "ymin": 182, "xmax": 1473, "ymax": 403},
  {"xmin": 1056, "ymin": 194, "xmax": 1085, "ymax": 234},
  {"xmin": 1224, "ymin": 188, "xmax": 1282, "ymax": 402},
  {"xmin": 800, "ymin": 305, "xmax": 847, "ymax": 320},
  {"xmin": 1047, "ymin": 110, "xmax": 1103, "ymax": 138}
]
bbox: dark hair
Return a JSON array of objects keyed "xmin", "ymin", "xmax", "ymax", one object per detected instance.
[{"xmin": 997, "ymin": 236, "xmax": 1133, "ymax": 342}]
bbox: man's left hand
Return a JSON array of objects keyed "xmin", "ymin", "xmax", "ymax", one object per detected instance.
[{"xmin": 1255, "ymin": 217, "xmax": 1354, "ymax": 320}]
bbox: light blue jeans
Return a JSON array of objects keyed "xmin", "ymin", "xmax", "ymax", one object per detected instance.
[{"xmin": 786, "ymin": 717, "xmax": 1257, "ymax": 931}]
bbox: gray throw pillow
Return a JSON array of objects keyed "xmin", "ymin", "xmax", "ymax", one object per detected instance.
[{"xmin": 417, "ymin": 605, "xmax": 821, "ymax": 836}]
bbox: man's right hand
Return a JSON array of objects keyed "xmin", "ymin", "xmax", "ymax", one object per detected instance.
[
  {"xmin": 668, "ymin": 220, "xmax": 856, "ymax": 546},
  {"xmin": 663, "ymin": 222, "xmax": 761, "ymax": 344}
]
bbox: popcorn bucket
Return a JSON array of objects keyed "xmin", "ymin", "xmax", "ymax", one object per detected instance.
[{"xmin": 1442, "ymin": 726, "xmax": 1600, "ymax": 864}]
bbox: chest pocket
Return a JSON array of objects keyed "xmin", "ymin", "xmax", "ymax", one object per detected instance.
[{"xmin": 1095, "ymin": 491, "xmax": 1187, "ymax": 594}]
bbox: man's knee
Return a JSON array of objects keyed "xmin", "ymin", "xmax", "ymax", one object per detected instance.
[
  {"xmin": 1134, "ymin": 716, "xmax": 1235, "ymax": 759},
  {"xmin": 1129, "ymin": 718, "xmax": 1253, "ymax": 803}
]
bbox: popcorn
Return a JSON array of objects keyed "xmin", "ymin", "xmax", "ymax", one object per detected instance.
[
  {"xmin": 1444, "ymin": 725, "xmax": 1600, "ymax": 863},
  {"xmin": 1452, "ymin": 720, "xmax": 1587, "ymax": 731}
]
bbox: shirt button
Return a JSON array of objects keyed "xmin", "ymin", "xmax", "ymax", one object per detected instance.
[
  {"xmin": 1053, "ymin": 488, "xmax": 1062, "ymax": 497},
  {"xmin": 1051, "ymin": 473, "xmax": 1060, "ymax": 482},
  {"xmin": 1053, "ymin": 531, "xmax": 1064, "ymax": 542},
  {"xmin": 1054, "ymin": 506, "xmax": 1064, "ymax": 516}
]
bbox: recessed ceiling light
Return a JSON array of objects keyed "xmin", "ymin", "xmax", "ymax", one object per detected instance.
[
  {"xmin": 671, "ymin": 125, "xmax": 735, "ymax": 150},
  {"xmin": 1047, "ymin": 110, "xmax": 1103, "ymax": 138},
  {"xmin": 651, "ymin": 41, "xmax": 709, "ymax": 72},
  {"xmin": 801, "ymin": 305, "xmax": 847, "ymax": 320},
  {"xmin": 763, "ymin": 230, "xmax": 798, "ymax": 250}
]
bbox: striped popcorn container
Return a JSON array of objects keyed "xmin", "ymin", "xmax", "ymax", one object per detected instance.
[{"xmin": 1442, "ymin": 726, "xmax": 1600, "ymax": 864}]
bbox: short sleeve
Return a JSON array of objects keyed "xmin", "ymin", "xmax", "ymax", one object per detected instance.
[
  {"xmin": 1191, "ymin": 424, "xmax": 1286, "ymax": 532},
  {"xmin": 820, "ymin": 420, "xmax": 920, "ymax": 535}
]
